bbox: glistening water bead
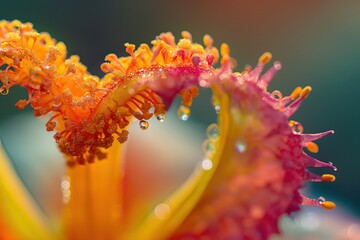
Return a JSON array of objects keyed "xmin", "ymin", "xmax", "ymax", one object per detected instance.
[
  {"xmin": 207, "ymin": 123, "xmax": 219, "ymax": 141},
  {"xmin": 156, "ymin": 113, "xmax": 166, "ymax": 122},
  {"xmin": 177, "ymin": 105, "xmax": 191, "ymax": 121},
  {"xmin": 139, "ymin": 120, "xmax": 149, "ymax": 130},
  {"xmin": 0, "ymin": 88, "xmax": 9, "ymax": 95},
  {"xmin": 202, "ymin": 139, "xmax": 216, "ymax": 158}
]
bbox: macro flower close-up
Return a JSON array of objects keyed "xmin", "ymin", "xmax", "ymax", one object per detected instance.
[{"xmin": 1, "ymin": 1, "xmax": 360, "ymax": 240}]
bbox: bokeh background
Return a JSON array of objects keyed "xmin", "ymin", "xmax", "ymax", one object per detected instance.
[{"xmin": 1, "ymin": 0, "xmax": 360, "ymax": 239}]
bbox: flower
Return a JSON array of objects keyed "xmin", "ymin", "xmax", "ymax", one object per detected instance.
[{"xmin": 0, "ymin": 20, "xmax": 336, "ymax": 240}]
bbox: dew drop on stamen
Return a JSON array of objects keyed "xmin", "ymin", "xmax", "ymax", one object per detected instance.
[
  {"xmin": 291, "ymin": 122, "xmax": 304, "ymax": 134},
  {"xmin": 236, "ymin": 140, "xmax": 247, "ymax": 153},
  {"xmin": 207, "ymin": 123, "xmax": 219, "ymax": 141},
  {"xmin": 214, "ymin": 105, "xmax": 220, "ymax": 114},
  {"xmin": 202, "ymin": 139, "xmax": 216, "ymax": 158},
  {"xmin": 212, "ymin": 96, "xmax": 220, "ymax": 114},
  {"xmin": 328, "ymin": 161, "xmax": 338, "ymax": 171},
  {"xmin": 317, "ymin": 196, "xmax": 326, "ymax": 204},
  {"xmin": 0, "ymin": 88, "xmax": 9, "ymax": 95},
  {"xmin": 156, "ymin": 113, "xmax": 166, "ymax": 122},
  {"xmin": 271, "ymin": 90, "xmax": 283, "ymax": 100},
  {"xmin": 177, "ymin": 105, "xmax": 190, "ymax": 121},
  {"xmin": 139, "ymin": 120, "xmax": 149, "ymax": 130}
]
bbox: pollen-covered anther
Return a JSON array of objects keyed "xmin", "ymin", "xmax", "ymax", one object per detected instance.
[
  {"xmin": 179, "ymin": 85, "xmax": 199, "ymax": 107},
  {"xmin": 46, "ymin": 121, "xmax": 56, "ymax": 132},
  {"xmin": 258, "ymin": 52, "xmax": 272, "ymax": 64},
  {"xmin": 300, "ymin": 86, "xmax": 312, "ymax": 99},
  {"xmin": 181, "ymin": 31, "xmax": 192, "ymax": 41},
  {"xmin": 306, "ymin": 142, "xmax": 319, "ymax": 153},
  {"xmin": 154, "ymin": 103, "xmax": 166, "ymax": 117},
  {"xmin": 321, "ymin": 174, "xmax": 336, "ymax": 182},
  {"xmin": 15, "ymin": 99, "xmax": 29, "ymax": 110},
  {"xmin": 203, "ymin": 34, "xmax": 214, "ymax": 48},
  {"xmin": 321, "ymin": 201, "xmax": 336, "ymax": 210},
  {"xmin": 116, "ymin": 130, "xmax": 129, "ymax": 143},
  {"xmin": 219, "ymin": 43, "xmax": 232, "ymax": 63},
  {"xmin": 290, "ymin": 86, "xmax": 303, "ymax": 100}
]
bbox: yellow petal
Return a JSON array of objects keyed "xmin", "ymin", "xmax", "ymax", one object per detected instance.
[{"xmin": 0, "ymin": 144, "xmax": 56, "ymax": 240}]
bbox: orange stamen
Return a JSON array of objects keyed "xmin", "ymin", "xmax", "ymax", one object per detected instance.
[
  {"xmin": 306, "ymin": 142, "xmax": 319, "ymax": 153},
  {"xmin": 290, "ymin": 87, "xmax": 302, "ymax": 100},
  {"xmin": 321, "ymin": 201, "xmax": 336, "ymax": 210},
  {"xmin": 321, "ymin": 174, "xmax": 336, "ymax": 182},
  {"xmin": 258, "ymin": 52, "xmax": 272, "ymax": 64},
  {"xmin": 300, "ymin": 86, "xmax": 312, "ymax": 99}
]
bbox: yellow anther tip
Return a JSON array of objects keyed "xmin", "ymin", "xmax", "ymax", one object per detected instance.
[
  {"xmin": 306, "ymin": 142, "xmax": 319, "ymax": 153},
  {"xmin": 321, "ymin": 174, "xmax": 336, "ymax": 182},
  {"xmin": 220, "ymin": 43, "xmax": 230, "ymax": 56},
  {"xmin": 290, "ymin": 87, "xmax": 302, "ymax": 100},
  {"xmin": 259, "ymin": 52, "xmax": 272, "ymax": 64},
  {"xmin": 300, "ymin": 86, "xmax": 312, "ymax": 99},
  {"xmin": 181, "ymin": 31, "xmax": 192, "ymax": 41},
  {"xmin": 203, "ymin": 34, "xmax": 213, "ymax": 47},
  {"xmin": 321, "ymin": 201, "xmax": 336, "ymax": 210}
]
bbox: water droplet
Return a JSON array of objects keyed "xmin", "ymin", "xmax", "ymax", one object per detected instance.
[
  {"xmin": 236, "ymin": 140, "xmax": 247, "ymax": 153},
  {"xmin": 317, "ymin": 196, "xmax": 326, "ymax": 204},
  {"xmin": 177, "ymin": 105, "xmax": 190, "ymax": 121},
  {"xmin": 207, "ymin": 123, "xmax": 219, "ymax": 141},
  {"xmin": 61, "ymin": 176, "xmax": 71, "ymax": 204},
  {"xmin": 154, "ymin": 203, "xmax": 171, "ymax": 220},
  {"xmin": 156, "ymin": 113, "xmax": 166, "ymax": 122},
  {"xmin": 139, "ymin": 120, "xmax": 149, "ymax": 130},
  {"xmin": 201, "ymin": 158, "xmax": 213, "ymax": 171},
  {"xmin": 0, "ymin": 88, "xmax": 9, "ymax": 95},
  {"xmin": 271, "ymin": 90, "xmax": 283, "ymax": 100},
  {"xmin": 328, "ymin": 161, "xmax": 338, "ymax": 171},
  {"xmin": 212, "ymin": 96, "xmax": 220, "ymax": 114},
  {"xmin": 291, "ymin": 122, "xmax": 304, "ymax": 134},
  {"xmin": 202, "ymin": 139, "xmax": 216, "ymax": 157}
]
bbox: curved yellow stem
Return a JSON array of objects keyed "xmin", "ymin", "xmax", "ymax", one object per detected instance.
[{"xmin": 126, "ymin": 87, "xmax": 229, "ymax": 240}]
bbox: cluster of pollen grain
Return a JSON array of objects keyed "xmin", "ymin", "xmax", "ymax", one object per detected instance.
[{"xmin": 1, "ymin": 20, "xmax": 226, "ymax": 165}]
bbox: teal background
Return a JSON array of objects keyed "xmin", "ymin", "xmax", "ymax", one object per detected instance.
[{"xmin": 1, "ymin": 0, "xmax": 360, "ymax": 220}]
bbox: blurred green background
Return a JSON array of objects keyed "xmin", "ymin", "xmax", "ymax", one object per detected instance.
[{"xmin": 1, "ymin": 0, "xmax": 360, "ymax": 222}]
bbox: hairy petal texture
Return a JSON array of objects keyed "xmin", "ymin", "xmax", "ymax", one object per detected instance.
[{"xmin": 168, "ymin": 81, "xmax": 301, "ymax": 239}]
